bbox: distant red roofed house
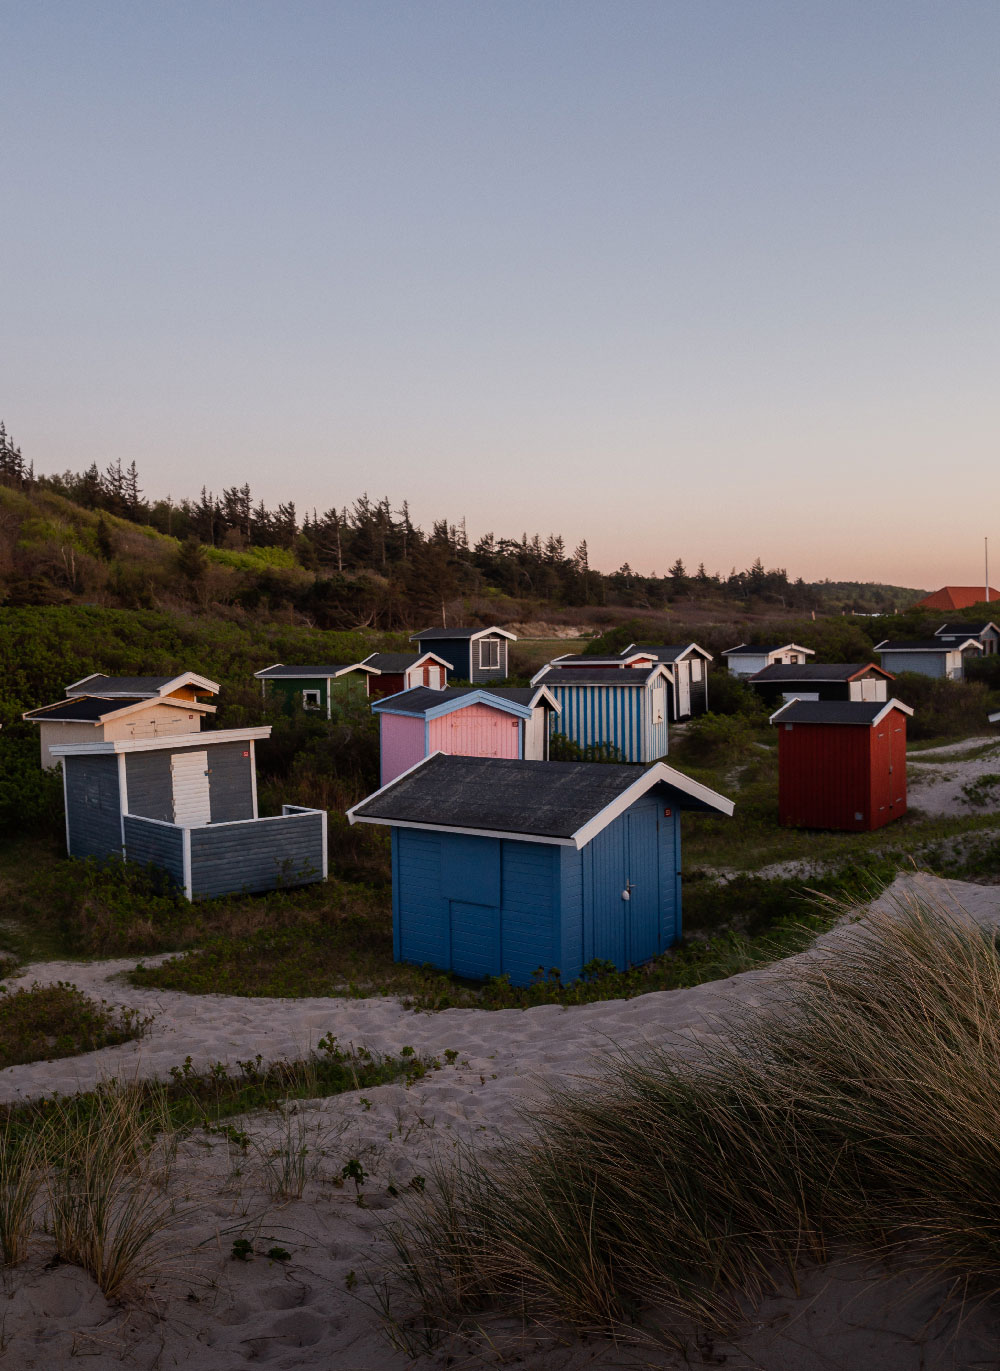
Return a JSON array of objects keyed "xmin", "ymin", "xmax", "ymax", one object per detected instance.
[{"xmin": 914, "ymin": 586, "xmax": 1000, "ymax": 611}]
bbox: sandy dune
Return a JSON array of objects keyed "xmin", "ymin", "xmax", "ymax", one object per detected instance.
[
  {"xmin": 907, "ymin": 735, "xmax": 1000, "ymax": 818},
  {"xmin": 1, "ymin": 873, "xmax": 999, "ymax": 1368}
]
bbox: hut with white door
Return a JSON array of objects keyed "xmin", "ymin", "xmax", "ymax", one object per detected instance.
[{"xmin": 51, "ymin": 728, "xmax": 326, "ymax": 900}]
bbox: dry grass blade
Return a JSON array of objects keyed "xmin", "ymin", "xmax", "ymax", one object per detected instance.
[
  {"xmin": 0, "ymin": 1115, "xmax": 45, "ymax": 1266},
  {"xmin": 254, "ymin": 1111, "xmax": 311, "ymax": 1201},
  {"xmin": 391, "ymin": 884, "xmax": 1000, "ymax": 1343},
  {"xmin": 45, "ymin": 1079, "xmax": 179, "ymax": 1301}
]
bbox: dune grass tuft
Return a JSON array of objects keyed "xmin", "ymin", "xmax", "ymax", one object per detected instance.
[
  {"xmin": 391, "ymin": 888, "xmax": 1000, "ymax": 1341},
  {"xmin": 46, "ymin": 1081, "xmax": 177, "ymax": 1301},
  {"xmin": 0, "ymin": 981, "xmax": 152, "ymax": 1069}
]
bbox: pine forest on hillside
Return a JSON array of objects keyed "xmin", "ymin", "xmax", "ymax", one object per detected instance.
[{"xmin": 0, "ymin": 421, "xmax": 920, "ymax": 627}]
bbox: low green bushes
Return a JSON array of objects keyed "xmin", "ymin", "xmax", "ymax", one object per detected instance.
[
  {"xmin": 392, "ymin": 889, "xmax": 1000, "ymax": 1341},
  {"xmin": 0, "ymin": 982, "xmax": 152, "ymax": 1069},
  {"xmin": 892, "ymin": 671, "xmax": 995, "ymax": 740}
]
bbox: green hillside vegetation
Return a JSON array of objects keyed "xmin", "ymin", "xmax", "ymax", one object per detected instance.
[{"xmin": 1, "ymin": 422, "xmax": 923, "ymax": 627}]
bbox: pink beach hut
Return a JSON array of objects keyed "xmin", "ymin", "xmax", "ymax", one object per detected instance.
[{"xmin": 372, "ymin": 686, "xmax": 559, "ymax": 786}]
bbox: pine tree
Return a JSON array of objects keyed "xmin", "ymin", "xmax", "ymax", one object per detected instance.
[{"xmin": 125, "ymin": 461, "xmax": 142, "ymax": 519}]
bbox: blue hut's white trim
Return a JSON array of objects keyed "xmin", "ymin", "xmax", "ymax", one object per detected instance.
[{"xmin": 347, "ymin": 752, "xmax": 733, "ymax": 848}]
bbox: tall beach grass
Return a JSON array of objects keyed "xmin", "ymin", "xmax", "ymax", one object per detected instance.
[{"xmin": 392, "ymin": 887, "xmax": 1000, "ymax": 1341}]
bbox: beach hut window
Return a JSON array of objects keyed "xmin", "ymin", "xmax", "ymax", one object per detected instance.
[
  {"xmin": 302, "ymin": 689, "xmax": 322, "ymax": 711},
  {"xmin": 691, "ymin": 659, "xmax": 702, "ymax": 681},
  {"xmin": 479, "ymin": 639, "xmax": 500, "ymax": 669}
]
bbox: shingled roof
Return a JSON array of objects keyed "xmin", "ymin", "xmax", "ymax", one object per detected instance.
[
  {"xmin": 410, "ymin": 626, "xmax": 516, "ymax": 641},
  {"xmin": 876, "ymin": 639, "xmax": 982, "ymax": 652},
  {"xmin": 750, "ymin": 663, "xmax": 892, "ymax": 683},
  {"xmin": 532, "ymin": 665, "xmax": 670, "ymax": 687},
  {"xmin": 253, "ymin": 663, "xmax": 375, "ymax": 679},
  {"xmin": 347, "ymin": 754, "xmax": 732, "ymax": 846},
  {"xmin": 65, "ymin": 671, "xmax": 219, "ymax": 697},
  {"xmin": 770, "ymin": 699, "xmax": 914, "ymax": 727},
  {"xmin": 23, "ymin": 696, "xmax": 147, "ymax": 723}
]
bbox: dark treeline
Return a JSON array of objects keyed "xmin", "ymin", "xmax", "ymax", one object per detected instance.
[{"xmin": 1, "ymin": 422, "xmax": 913, "ymax": 626}]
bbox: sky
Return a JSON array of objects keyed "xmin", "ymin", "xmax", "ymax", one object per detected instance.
[{"xmin": 2, "ymin": 1, "xmax": 998, "ymax": 588}]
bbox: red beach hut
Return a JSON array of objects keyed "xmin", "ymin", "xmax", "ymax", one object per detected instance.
[{"xmin": 770, "ymin": 698, "xmax": 913, "ymax": 831}]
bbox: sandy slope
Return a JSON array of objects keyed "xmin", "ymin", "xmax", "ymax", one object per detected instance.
[
  {"xmin": 1, "ymin": 873, "xmax": 999, "ymax": 1369},
  {"xmin": 907, "ymin": 735, "xmax": 1000, "ymax": 818}
]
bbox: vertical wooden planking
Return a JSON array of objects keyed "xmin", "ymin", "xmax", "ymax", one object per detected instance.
[
  {"xmin": 586, "ymin": 816, "xmax": 627, "ymax": 969},
  {"xmin": 432, "ymin": 703, "xmax": 521, "ymax": 760},
  {"xmin": 394, "ymin": 828, "xmax": 449, "ymax": 967},
  {"xmin": 779, "ymin": 712, "xmax": 906, "ymax": 832},
  {"xmin": 379, "ymin": 713, "xmax": 427, "ymax": 785}
]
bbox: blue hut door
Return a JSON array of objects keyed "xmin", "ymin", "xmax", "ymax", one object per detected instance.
[{"xmin": 625, "ymin": 808, "xmax": 660, "ymax": 965}]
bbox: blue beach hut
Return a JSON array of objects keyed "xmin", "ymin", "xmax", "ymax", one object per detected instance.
[
  {"xmin": 347, "ymin": 754, "xmax": 734, "ymax": 986},
  {"xmin": 409, "ymin": 627, "xmax": 516, "ymax": 683},
  {"xmin": 530, "ymin": 664, "xmax": 674, "ymax": 761}
]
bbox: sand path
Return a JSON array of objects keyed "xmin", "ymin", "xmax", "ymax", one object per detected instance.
[
  {"xmin": 1, "ymin": 872, "xmax": 998, "ymax": 1369},
  {"xmin": 907, "ymin": 735, "xmax": 1000, "ymax": 817}
]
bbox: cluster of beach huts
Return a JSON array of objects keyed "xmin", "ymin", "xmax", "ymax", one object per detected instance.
[{"xmin": 20, "ymin": 617, "xmax": 997, "ymax": 985}]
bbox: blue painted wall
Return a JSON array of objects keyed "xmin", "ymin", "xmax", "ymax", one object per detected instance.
[
  {"xmin": 546, "ymin": 681, "xmax": 669, "ymax": 762},
  {"xmin": 879, "ymin": 650, "xmax": 947, "ymax": 679},
  {"xmin": 390, "ymin": 795, "xmax": 680, "ymax": 985}
]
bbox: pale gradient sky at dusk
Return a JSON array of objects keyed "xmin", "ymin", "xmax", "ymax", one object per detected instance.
[{"xmin": 3, "ymin": 1, "xmax": 998, "ymax": 587}]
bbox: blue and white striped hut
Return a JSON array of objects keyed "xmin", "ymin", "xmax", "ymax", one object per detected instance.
[{"xmin": 530, "ymin": 663, "xmax": 673, "ymax": 762}]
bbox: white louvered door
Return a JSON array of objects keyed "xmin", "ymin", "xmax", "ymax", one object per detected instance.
[{"xmin": 171, "ymin": 751, "xmax": 211, "ymax": 826}]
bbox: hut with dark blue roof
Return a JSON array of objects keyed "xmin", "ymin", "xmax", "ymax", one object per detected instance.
[{"xmin": 347, "ymin": 754, "xmax": 734, "ymax": 985}]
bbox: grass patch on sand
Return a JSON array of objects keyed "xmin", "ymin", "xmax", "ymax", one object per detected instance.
[
  {"xmin": 0, "ymin": 1037, "xmax": 435, "ymax": 1298},
  {"xmin": 130, "ymin": 860, "xmax": 898, "ymax": 1009},
  {"xmin": 0, "ymin": 833, "xmax": 390, "ymax": 961},
  {"xmin": 390, "ymin": 887, "xmax": 1000, "ymax": 1346},
  {"xmin": 0, "ymin": 982, "xmax": 152, "ymax": 1069}
]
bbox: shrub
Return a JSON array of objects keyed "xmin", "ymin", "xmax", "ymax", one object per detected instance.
[
  {"xmin": 702, "ymin": 671, "xmax": 769, "ymax": 718},
  {"xmin": 45, "ymin": 1081, "xmax": 178, "ymax": 1300},
  {"xmin": 0, "ymin": 981, "xmax": 152, "ymax": 1068},
  {"xmin": 0, "ymin": 736, "xmax": 63, "ymax": 837},
  {"xmin": 890, "ymin": 672, "xmax": 992, "ymax": 740},
  {"xmin": 677, "ymin": 711, "xmax": 760, "ymax": 764},
  {"xmin": 548, "ymin": 733, "xmax": 623, "ymax": 764}
]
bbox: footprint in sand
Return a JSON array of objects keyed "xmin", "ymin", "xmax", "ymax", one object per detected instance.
[{"xmin": 259, "ymin": 1281, "xmax": 313, "ymax": 1310}]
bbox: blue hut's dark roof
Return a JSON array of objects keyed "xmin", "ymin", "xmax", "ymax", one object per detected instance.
[
  {"xmin": 876, "ymin": 639, "xmax": 980, "ymax": 652},
  {"xmin": 349, "ymin": 754, "xmax": 732, "ymax": 843}
]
